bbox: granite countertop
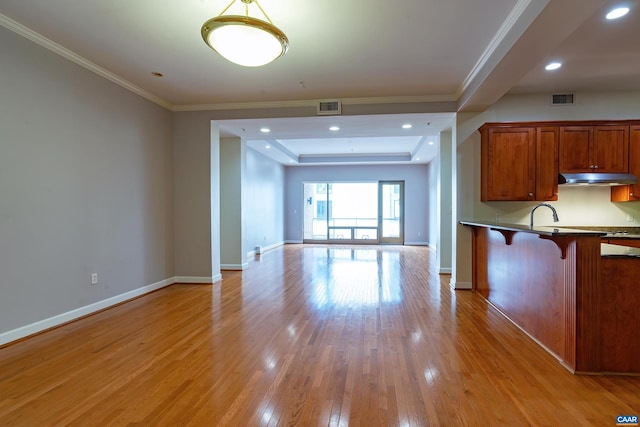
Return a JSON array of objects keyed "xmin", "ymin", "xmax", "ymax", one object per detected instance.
[
  {"xmin": 459, "ymin": 220, "xmax": 607, "ymax": 236},
  {"xmin": 568, "ymin": 226, "xmax": 640, "ymax": 238},
  {"xmin": 601, "ymin": 243, "xmax": 640, "ymax": 258}
]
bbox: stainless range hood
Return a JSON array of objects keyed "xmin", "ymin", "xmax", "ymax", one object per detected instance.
[{"xmin": 558, "ymin": 173, "xmax": 639, "ymax": 186}]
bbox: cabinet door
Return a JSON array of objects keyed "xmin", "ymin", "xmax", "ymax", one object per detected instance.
[
  {"xmin": 536, "ymin": 127, "xmax": 559, "ymax": 201},
  {"xmin": 611, "ymin": 125, "xmax": 640, "ymax": 202},
  {"xmin": 592, "ymin": 125, "xmax": 628, "ymax": 173},
  {"xmin": 559, "ymin": 126, "xmax": 592, "ymax": 172},
  {"xmin": 482, "ymin": 127, "xmax": 535, "ymax": 201}
]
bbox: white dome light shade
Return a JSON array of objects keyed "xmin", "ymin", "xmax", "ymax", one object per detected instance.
[{"xmin": 202, "ymin": 16, "xmax": 288, "ymax": 67}]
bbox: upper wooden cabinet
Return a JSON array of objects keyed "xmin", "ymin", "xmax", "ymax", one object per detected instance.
[
  {"xmin": 559, "ymin": 125, "xmax": 629, "ymax": 173},
  {"xmin": 480, "ymin": 120, "xmax": 640, "ymax": 202},
  {"xmin": 480, "ymin": 125, "xmax": 558, "ymax": 201},
  {"xmin": 611, "ymin": 125, "xmax": 640, "ymax": 202}
]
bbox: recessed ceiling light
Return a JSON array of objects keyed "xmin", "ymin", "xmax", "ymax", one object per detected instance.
[
  {"xmin": 545, "ymin": 62, "xmax": 562, "ymax": 71},
  {"xmin": 260, "ymin": 128, "xmax": 270, "ymax": 133},
  {"xmin": 416, "ymin": 157, "xmax": 421, "ymax": 161},
  {"xmin": 402, "ymin": 124, "xmax": 413, "ymax": 129},
  {"xmin": 428, "ymin": 141, "xmax": 434, "ymax": 145},
  {"xmin": 606, "ymin": 7, "xmax": 629, "ymax": 20},
  {"xmin": 329, "ymin": 126, "xmax": 340, "ymax": 131},
  {"xmin": 265, "ymin": 145, "xmax": 271, "ymax": 149}
]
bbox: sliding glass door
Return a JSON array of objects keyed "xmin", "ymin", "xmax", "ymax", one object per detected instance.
[
  {"xmin": 379, "ymin": 181, "xmax": 404, "ymax": 244},
  {"xmin": 303, "ymin": 181, "xmax": 404, "ymax": 244}
]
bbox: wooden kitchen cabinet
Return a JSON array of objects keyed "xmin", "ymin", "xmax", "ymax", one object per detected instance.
[
  {"xmin": 536, "ymin": 127, "xmax": 560, "ymax": 200},
  {"xmin": 480, "ymin": 125, "xmax": 558, "ymax": 201},
  {"xmin": 559, "ymin": 125, "xmax": 629, "ymax": 173},
  {"xmin": 611, "ymin": 125, "xmax": 640, "ymax": 202}
]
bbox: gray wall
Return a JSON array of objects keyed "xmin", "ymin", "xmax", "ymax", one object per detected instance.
[
  {"xmin": 246, "ymin": 148, "xmax": 285, "ymax": 252},
  {"xmin": 172, "ymin": 112, "xmax": 221, "ymax": 282},
  {"xmin": 284, "ymin": 164, "xmax": 432, "ymax": 244},
  {"xmin": 0, "ymin": 27, "xmax": 174, "ymax": 336},
  {"xmin": 220, "ymin": 137, "xmax": 246, "ymax": 268}
]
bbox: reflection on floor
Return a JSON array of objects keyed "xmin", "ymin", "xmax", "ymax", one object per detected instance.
[{"xmin": 307, "ymin": 246, "xmax": 402, "ymax": 307}]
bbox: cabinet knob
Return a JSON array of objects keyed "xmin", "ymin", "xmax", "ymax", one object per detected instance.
[
  {"xmin": 528, "ymin": 192, "xmax": 533, "ymax": 197},
  {"xmin": 594, "ymin": 165, "xmax": 599, "ymax": 169}
]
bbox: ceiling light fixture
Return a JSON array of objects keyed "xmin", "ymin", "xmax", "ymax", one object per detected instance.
[
  {"xmin": 329, "ymin": 126, "xmax": 340, "ymax": 131},
  {"xmin": 260, "ymin": 127, "xmax": 270, "ymax": 133},
  {"xmin": 545, "ymin": 62, "xmax": 562, "ymax": 71},
  {"xmin": 606, "ymin": 7, "xmax": 630, "ymax": 20},
  {"xmin": 402, "ymin": 124, "xmax": 413, "ymax": 129},
  {"xmin": 201, "ymin": 0, "xmax": 289, "ymax": 67}
]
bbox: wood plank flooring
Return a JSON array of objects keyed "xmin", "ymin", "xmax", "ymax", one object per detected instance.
[{"xmin": 1, "ymin": 244, "xmax": 639, "ymax": 426}]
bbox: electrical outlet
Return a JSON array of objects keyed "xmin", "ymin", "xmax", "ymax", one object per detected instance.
[
  {"xmin": 627, "ymin": 214, "xmax": 635, "ymax": 222},
  {"xmin": 495, "ymin": 213, "xmax": 501, "ymax": 223},
  {"xmin": 91, "ymin": 273, "xmax": 98, "ymax": 285}
]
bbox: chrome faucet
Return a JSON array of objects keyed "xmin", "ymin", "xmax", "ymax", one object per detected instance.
[{"xmin": 530, "ymin": 203, "xmax": 559, "ymax": 228}]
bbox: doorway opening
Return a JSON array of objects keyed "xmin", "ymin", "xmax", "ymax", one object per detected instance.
[{"xmin": 303, "ymin": 181, "xmax": 404, "ymax": 244}]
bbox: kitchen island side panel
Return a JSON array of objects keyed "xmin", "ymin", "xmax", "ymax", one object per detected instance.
[
  {"xmin": 572, "ymin": 237, "xmax": 602, "ymax": 373},
  {"xmin": 600, "ymin": 257, "xmax": 640, "ymax": 373},
  {"xmin": 474, "ymin": 228, "xmax": 567, "ymax": 361}
]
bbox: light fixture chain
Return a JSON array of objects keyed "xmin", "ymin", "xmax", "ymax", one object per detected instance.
[
  {"xmin": 217, "ymin": 0, "xmax": 238, "ymax": 16},
  {"xmin": 252, "ymin": 0, "xmax": 275, "ymax": 24},
  {"xmin": 215, "ymin": 0, "xmax": 272, "ymax": 23}
]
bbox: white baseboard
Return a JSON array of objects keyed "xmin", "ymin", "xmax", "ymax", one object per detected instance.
[
  {"xmin": 439, "ymin": 268, "xmax": 452, "ymax": 274},
  {"xmin": 284, "ymin": 240, "xmax": 303, "ymax": 244},
  {"xmin": 220, "ymin": 263, "xmax": 249, "ymax": 271},
  {"xmin": 248, "ymin": 241, "xmax": 285, "ymax": 258},
  {"xmin": 450, "ymin": 279, "xmax": 472, "ymax": 290},
  {"xmin": 404, "ymin": 241, "xmax": 430, "ymax": 246},
  {"xmin": 0, "ymin": 277, "xmax": 175, "ymax": 347},
  {"xmin": 174, "ymin": 276, "xmax": 217, "ymax": 284}
]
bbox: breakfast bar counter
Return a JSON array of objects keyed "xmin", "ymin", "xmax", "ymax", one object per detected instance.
[{"xmin": 461, "ymin": 220, "xmax": 640, "ymax": 374}]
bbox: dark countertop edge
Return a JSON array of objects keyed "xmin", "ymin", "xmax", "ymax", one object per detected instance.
[{"xmin": 459, "ymin": 220, "xmax": 607, "ymax": 237}]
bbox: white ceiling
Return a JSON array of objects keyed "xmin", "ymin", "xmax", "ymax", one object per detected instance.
[
  {"xmin": 1, "ymin": 0, "xmax": 639, "ymax": 165},
  {"xmin": 218, "ymin": 112, "xmax": 453, "ymax": 164}
]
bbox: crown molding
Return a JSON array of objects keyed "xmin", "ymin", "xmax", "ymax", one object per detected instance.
[
  {"xmin": 458, "ymin": 0, "xmax": 536, "ymax": 98},
  {"xmin": 172, "ymin": 94, "xmax": 458, "ymax": 112},
  {"xmin": 0, "ymin": 13, "xmax": 173, "ymax": 111}
]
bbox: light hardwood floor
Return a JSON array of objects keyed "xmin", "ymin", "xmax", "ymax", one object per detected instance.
[{"xmin": 0, "ymin": 244, "xmax": 638, "ymax": 426}]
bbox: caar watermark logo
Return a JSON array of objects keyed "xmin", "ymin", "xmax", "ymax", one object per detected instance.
[{"xmin": 617, "ymin": 415, "xmax": 639, "ymax": 426}]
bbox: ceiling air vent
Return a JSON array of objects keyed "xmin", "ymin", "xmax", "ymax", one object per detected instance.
[
  {"xmin": 317, "ymin": 100, "xmax": 342, "ymax": 116},
  {"xmin": 551, "ymin": 93, "xmax": 575, "ymax": 106}
]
